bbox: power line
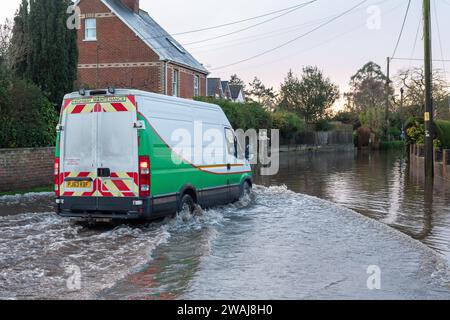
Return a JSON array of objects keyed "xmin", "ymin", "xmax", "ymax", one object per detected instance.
[
  {"xmin": 182, "ymin": 0, "xmax": 318, "ymax": 46},
  {"xmin": 210, "ymin": 0, "xmax": 369, "ymax": 71},
  {"xmin": 190, "ymin": 0, "xmax": 390, "ymax": 55},
  {"xmin": 392, "ymin": 57, "xmax": 450, "ymax": 62},
  {"xmin": 391, "ymin": 0, "xmax": 412, "ymax": 58},
  {"xmin": 227, "ymin": 0, "xmax": 405, "ymax": 74},
  {"xmin": 190, "ymin": 16, "xmax": 332, "ymax": 54},
  {"xmin": 408, "ymin": 11, "xmax": 422, "ymax": 69},
  {"xmin": 140, "ymin": 0, "xmax": 318, "ymax": 51},
  {"xmin": 170, "ymin": 2, "xmax": 320, "ymax": 36}
]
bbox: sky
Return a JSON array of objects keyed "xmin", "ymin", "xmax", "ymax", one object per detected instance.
[{"xmin": 1, "ymin": 0, "xmax": 449, "ymax": 109}]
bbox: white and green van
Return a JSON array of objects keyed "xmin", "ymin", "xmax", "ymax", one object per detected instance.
[{"xmin": 54, "ymin": 89, "xmax": 252, "ymax": 220}]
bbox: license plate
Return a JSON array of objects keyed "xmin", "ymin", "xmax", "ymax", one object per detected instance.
[{"xmin": 66, "ymin": 181, "xmax": 92, "ymax": 189}]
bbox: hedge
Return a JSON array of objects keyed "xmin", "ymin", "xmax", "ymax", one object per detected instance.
[
  {"xmin": 0, "ymin": 79, "xmax": 58, "ymax": 148},
  {"xmin": 379, "ymin": 140, "xmax": 406, "ymax": 150},
  {"xmin": 435, "ymin": 120, "xmax": 450, "ymax": 149},
  {"xmin": 272, "ymin": 111, "xmax": 305, "ymax": 139},
  {"xmin": 195, "ymin": 97, "xmax": 272, "ymax": 131}
]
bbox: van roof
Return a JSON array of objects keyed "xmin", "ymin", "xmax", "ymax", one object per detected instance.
[{"xmin": 64, "ymin": 89, "xmax": 221, "ymax": 110}]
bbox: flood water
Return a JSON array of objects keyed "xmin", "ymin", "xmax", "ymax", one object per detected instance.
[
  {"xmin": 255, "ymin": 149, "xmax": 450, "ymax": 263},
  {"xmin": 0, "ymin": 150, "xmax": 450, "ymax": 299}
]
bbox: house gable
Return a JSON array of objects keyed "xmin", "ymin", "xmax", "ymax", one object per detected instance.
[
  {"xmin": 207, "ymin": 78, "xmax": 224, "ymax": 99},
  {"xmin": 229, "ymin": 85, "xmax": 244, "ymax": 102},
  {"xmin": 100, "ymin": 0, "xmax": 208, "ymax": 74},
  {"xmin": 76, "ymin": 0, "xmax": 207, "ymax": 98},
  {"xmin": 221, "ymin": 81, "xmax": 232, "ymax": 100}
]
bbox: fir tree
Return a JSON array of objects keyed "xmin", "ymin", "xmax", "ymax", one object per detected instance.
[
  {"xmin": 9, "ymin": 0, "xmax": 29, "ymax": 77},
  {"xmin": 10, "ymin": 0, "xmax": 78, "ymax": 106}
]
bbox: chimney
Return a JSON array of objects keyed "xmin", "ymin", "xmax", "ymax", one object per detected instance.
[{"xmin": 122, "ymin": 0, "xmax": 139, "ymax": 13}]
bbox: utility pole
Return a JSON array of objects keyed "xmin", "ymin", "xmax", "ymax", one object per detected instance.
[
  {"xmin": 385, "ymin": 57, "xmax": 390, "ymax": 141},
  {"xmin": 400, "ymin": 87, "xmax": 405, "ymax": 140},
  {"xmin": 423, "ymin": 0, "xmax": 434, "ymax": 179}
]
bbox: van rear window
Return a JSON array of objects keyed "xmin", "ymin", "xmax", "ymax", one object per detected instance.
[{"xmin": 64, "ymin": 114, "xmax": 95, "ymax": 163}]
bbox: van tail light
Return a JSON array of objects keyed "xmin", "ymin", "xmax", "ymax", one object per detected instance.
[
  {"xmin": 139, "ymin": 156, "xmax": 150, "ymax": 198},
  {"xmin": 54, "ymin": 157, "xmax": 60, "ymax": 197}
]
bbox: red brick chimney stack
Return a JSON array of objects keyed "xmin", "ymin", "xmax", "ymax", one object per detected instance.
[{"xmin": 122, "ymin": 0, "xmax": 140, "ymax": 13}]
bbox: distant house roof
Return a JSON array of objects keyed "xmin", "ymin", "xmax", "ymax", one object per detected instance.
[
  {"xmin": 229, "ymin": 85, "xmax": 244, "ymax": 100},
  {"xmin": 207, "ymin": 78, "xmax": 223, "ymax": 97},
  {"xmin": 99, "ymin": 0, "xmax": 208, "ymax": 74}
]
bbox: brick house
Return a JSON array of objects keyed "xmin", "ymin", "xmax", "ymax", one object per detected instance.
[{"xmin": 76, "ymin": 0, "xmax": 209, "ymax": 99}]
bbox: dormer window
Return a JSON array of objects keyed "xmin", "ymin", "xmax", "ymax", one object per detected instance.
[{"xmin": 85, "ymin": 18, "xmax": 97, "ymax": 41}]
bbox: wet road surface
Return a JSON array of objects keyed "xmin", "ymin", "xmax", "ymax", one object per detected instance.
[{"xmin": 0, "ymin": 185, "xmax": 449, "ymax": 299}]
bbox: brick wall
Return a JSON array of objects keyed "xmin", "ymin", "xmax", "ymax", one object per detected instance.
[
  {"xmin": 0, "ymin": 148, "xmax": 55, "ymax": 193},
  {"xmin": 77, "ymin": 0, "xmax": 207, "ymax": 99}
]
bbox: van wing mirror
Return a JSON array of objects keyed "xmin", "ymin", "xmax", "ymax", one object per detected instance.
[
  {"xmin": 56, "ymin": 124, "xmax": 64, "ymax": 132},
  {"xmin": 245, "ymin": 144, "xmax": 250, "ymax": 160},
  {"xmin": 134, "ymin": 121, "xmax": 146, "ymax": 130}
]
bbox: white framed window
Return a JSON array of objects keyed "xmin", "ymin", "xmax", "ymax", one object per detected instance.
[
  {"xmin": 172, "ymin": 69, "xmax": 179, "ymax": 97},
  {"xmin": 194, "ymin": 75, "xmax": 200, "ymax": 97},
  {"xmin": 85, "ymin": 18, "xmax": 97, "ymax": 41}
]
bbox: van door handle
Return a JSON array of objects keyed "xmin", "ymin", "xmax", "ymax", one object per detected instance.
[{"xmin": 97, "ymin": 168, "xmax": 111, "ymax": 177}]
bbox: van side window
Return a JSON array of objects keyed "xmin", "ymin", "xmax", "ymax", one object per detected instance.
[{"xmin": 225, "ymin": 128, "xmax": 237, "ymax": 157}]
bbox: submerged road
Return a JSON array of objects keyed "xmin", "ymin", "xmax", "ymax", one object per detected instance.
[{"xmin": 0, "ymin": 186, "xmax": 449, "ymax": 299}]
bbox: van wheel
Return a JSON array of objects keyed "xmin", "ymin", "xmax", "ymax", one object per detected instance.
[
  {"xmin": 179, "ymin": 194, "xmax": 195, "ymax": 214},
  {"xmin": 241, "ymin": 181, "xmax": 252, "ymax": 199}
]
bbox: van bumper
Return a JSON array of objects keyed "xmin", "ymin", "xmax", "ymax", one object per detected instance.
[{"xmin": 56, "ymin": 197, "xmax": 151, "ymax": 220}]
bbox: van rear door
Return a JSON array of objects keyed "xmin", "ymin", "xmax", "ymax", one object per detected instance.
[
  {"xmin": 60, "ymin": 96, "xmax": 139, "ymax": 210},
  {"xmin": 97, "ymin": 97, "xmax": 139, "ymax": 210}
]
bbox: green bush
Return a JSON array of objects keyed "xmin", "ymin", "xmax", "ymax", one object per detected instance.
[
  {"xmin": 272, "ymin": 111, "xmax": 305, "ymax": 139},
  {"xmin": 333, "ymin": 111, "xmax": 353, "ymax": 123},
  {"xmin": 434, "ymin": 120, "xmax": 450, "ymax": 149},
  {"xmin": 0, "ymin": 79, "xmax": 58, "ymax": 148},
  {"xmin": 195, "ymin": 97, "xmax": 272, "ymax": 131},
  {"xmin": 406, "ymin": 118, "xmax": 425, "ymax": 145},
  {"xmin": 315, "ymin": 119, "xmax": 334, "ymax": 132},
  {"xmin": 380, "ymin": 140, "xmax": 406, "ymax": 150},
  {"xmin": 405, "ymin": 116, "xmax": 423, "ymax": 130},
  {"xmin": 388, "ymin": 126, "xmax": 401, "ymax": 140}
]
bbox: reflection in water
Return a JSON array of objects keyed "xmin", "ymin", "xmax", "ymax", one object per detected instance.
[
  {"xmin": 0, "ymin": 193, "xmax": 54, "ymax": 217},
  {"xmin": 255, "ymin": 150, "xmax": 450, "ymax": 262}
]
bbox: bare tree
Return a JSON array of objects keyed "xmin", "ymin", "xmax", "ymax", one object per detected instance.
[{"xmin": 396, "ymin": 67, "xmax": 449, "ymax": 119}]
